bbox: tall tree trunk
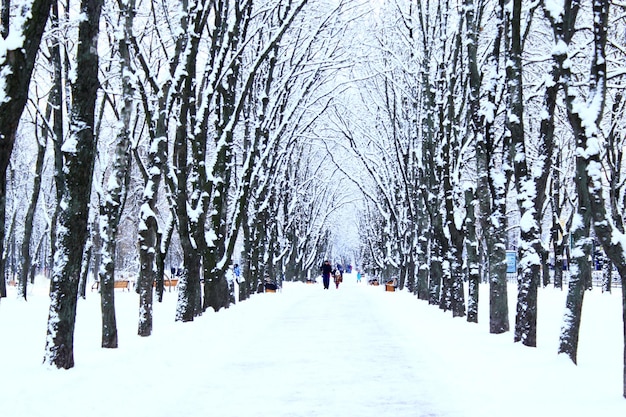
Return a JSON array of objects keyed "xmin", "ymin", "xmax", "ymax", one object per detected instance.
[
  {"xmin": 429, "ymin": 215, "xmax": 444, "ymax": 306},
  {"xmin": 551, "ymin": 154, "xmax": 564, "ymax": 289},
  {"xmin": 0, "ymin": 0, "xmax": 53, "ymax": 298},
  {"xmin": 558, "ymin": 203, "xmax": 591, "ymax": 363},
  {"xmin": 416, "ymin": 194, "xmax": 429, "ymax": 301},
  {"xmin": 98, "ymin": 0, "xmax": 135, "ymax": 347},
  {"xmin": 44, "ymin": 0, "xmax": 103, "ymax": 368},
  {"xmin": 560, "ymin": 0, "xmax": 625, "ymax": 395},
  {"xmin": 48, "ymin": 0, "xmax": 66, "ymax": 272},
  {"xmin": 465, "ymin": 189, "xmax": 479, "ymax": 323},
  {"xmin": 18, "ymin": 138, "xmax": 46, "ymax": 300},
  {"xmin": 476, "ymin": 0, "xmax": 510, "ymax": 335},
  {"xmin": 506, "ymin": 0, "xmax": 542, "ymax": 348},
  {"xmin": 79, "ymin": 236, "xmax": 92, "ymax": 299},
  {"xmin": 464, "ymin": 0, "xmax": 482, "ymax": 324},
  {"xmin": 173, "ymin": 8, "xmax": 204, "ymax": 321},
  {"xmin": 137, "ymin": 210, "xmax": 161, "ymax": 336},
  {"xmin": 133, "ymin": 0, "xmax": 183, "ymax": 331},
  {"xmin": 1, "ymin": 210, "xmax": 17, "ymax": 298}
]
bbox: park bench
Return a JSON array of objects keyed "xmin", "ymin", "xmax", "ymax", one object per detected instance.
[
  {"xmin": 385, "ymin": 278, "xmax": 398, "ymax": 292},
  {"xmin": 264, "ymin": 280, "xmax": 279, "ymax": 293},
  {"xmin": 114, "ymin": 280, "xmax": 131, "ymax": 291},
  {"xmin": 91, "ymin": 279, "xmax": 131, "ymax": 292},
  {"xmin": 153, "ymin": 276, "xmax": 179, "ymax": 291}
]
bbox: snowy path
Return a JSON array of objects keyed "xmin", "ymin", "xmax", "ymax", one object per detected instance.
[
  {"xmin": 201, "ymin": 282, "xmax": 443, "ymax": 417},
  {"xmin": 2, "ymin": 275, "xmax": 626, "ymax": 417}
]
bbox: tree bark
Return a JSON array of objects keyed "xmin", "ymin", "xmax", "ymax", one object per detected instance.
[
  {"xmin": 18, "ymin": 138, "xmax": 45, "ymax": 299},
  {"xmin": 558, "ymin": 203, "xmax": 591, "ymax": 363},
  {"xmin": 465, "ymin": 189, "xmax": 479, "ymax": 323},
  {"xmin": 472, "ymin": 0, "xmax": 510, "ymax": 334},
  {"xmin": 0, "ymin": 0, "xmax": 53, "ymax": 298},
  {"xmin": 44, "ymin": 0, "xmax": 103, "ymax": 368},
  {"xmin": 560, "ymin": 0, "xmax": 625, "ymax": 395},
  {"xmin": 97, "ymin": 0, "xmax": 135, "ymax": 347}
]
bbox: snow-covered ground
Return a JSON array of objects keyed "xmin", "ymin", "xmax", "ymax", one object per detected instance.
[{"xmin": 1, "ymin": 273, "xmax": 624, "ymax": 416}]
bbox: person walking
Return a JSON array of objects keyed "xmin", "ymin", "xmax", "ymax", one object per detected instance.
[
  {"xmin": 320, "ymin": 260, "xmax": 332, "ymax": 289},
  {"xmin": 233, "ymin": 264, "xmax": 241, "ymax": 283},
  {"xmin": 334, "ymin": 270, "xmax": 342, "ymax": 289},
  {"xmin": 336, "ymin": 263, "xmax": 344, "ymax": 280}
]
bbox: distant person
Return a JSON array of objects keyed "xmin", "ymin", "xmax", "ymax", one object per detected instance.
[
  {"xmin": 334, "ymin": 269, "xmax": 342, "ymax": 289},
  {"xmin": 233, "ymin": 263, "xmax": 241, "ymax": 283},
  {"xmin": 336, "ymin": 263, "xmax": 344, "ymax": 279},
  {"xmin": 356, "ymin": 270, "xmax": 362, "ymax": 283},
  {"xmin": 320, "ymin": 260, "xmax": 332, "ymax": 289}
]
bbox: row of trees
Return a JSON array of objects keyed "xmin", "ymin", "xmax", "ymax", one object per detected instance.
[
  {"xmin": 324, "ymin": 0, "xmax": 626, "ymax": 398},
  {"xmin": 2, "ymin": 0, "xmax": 625, "ymax": 399},
  {"xmin": 0, "ymin": 0, "xmax": 359, "ymax": 369}
]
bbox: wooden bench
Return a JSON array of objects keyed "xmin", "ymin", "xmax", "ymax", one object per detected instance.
[
  {"xmin": 154, "ymin": 276, "xmax": 179, "ymax": 290},
  {"xmin": 115, "ymin": 280, "xmax": 130, "ymax": 291},
  {"xmin": 385, "ymin": 283, "xmax": 395, "ymax": 292},
  {"xmin": 91, "ymin": 280, "xmax": 131, "ymax": 292},
  {"xmin": 264, "ymin": 281, "xmax": 279, "ymax": 293}
]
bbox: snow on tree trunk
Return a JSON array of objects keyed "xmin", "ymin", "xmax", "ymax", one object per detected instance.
[
  {"xmin": 0, "ymin": 0, "xmax": 53, "ymax": 298},
  {"xmin": 173, "ymin": 12, "xmax": 204, "ymax": 321},
  {"xmin": 465, "ymin": 189, "xmax": 479, "ymax": 323},
  {"xmin": 505, "ymin": 0, "xmax": 543, "ymax": 348},
  {"xmin": 416, "ymin": 197, "xmax": 430, "ymax": 301},
  {"xmin": 463, "ymin": 0, "xmax": 481, "ymax": 324},
  {"xmin": 429, "ymin": 216, "xmax": 444, "ymax": 306},
  {"xmin": 137, "ymin": 136, "xmax": 166, "ymax": 336},
  {"xmin": 551, "ymin": 153, "xmax": 565, "ymax": 290},
  {"xmin": 560, "ymin": 0, "xmax": 626, "ymax": 396},
  {"xmin": 44, "ymin": 0, "xmax": 103, "ymax": 368},
  {"xmin": 18, "ymin": 139, "xmax": 45, "ymax": 300},
  {"xmin": 477, "ymin": 0, "xmax": 510, "ymax": 334},
  {"xmin": 558, "ymin": 209, "xmax": 591, "ymax": 363},
  {"xmin": 97, "ymin": 0, "xmax": 135, "ymax": 347}
]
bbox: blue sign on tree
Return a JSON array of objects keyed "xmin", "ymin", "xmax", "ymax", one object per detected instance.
[{"xmin": 506, "ymin": 251, "xmax": 517, "ymax": 274}]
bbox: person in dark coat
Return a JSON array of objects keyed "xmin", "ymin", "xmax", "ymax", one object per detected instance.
[{"xmin": 320, "ymin": 260, "xmax": 332, "ymax": 289}]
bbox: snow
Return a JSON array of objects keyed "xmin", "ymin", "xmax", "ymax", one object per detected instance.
[
  {"xmin": 1, "ymin": 274, "xmax": 625, "ymax": 416},
  {"xmin": 61, "ymin": 135, "xmax": 79, "ymax": 154},
  {"xmin": 544, "ymin": 0, "xmax": 565, "ymax": 22}
]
